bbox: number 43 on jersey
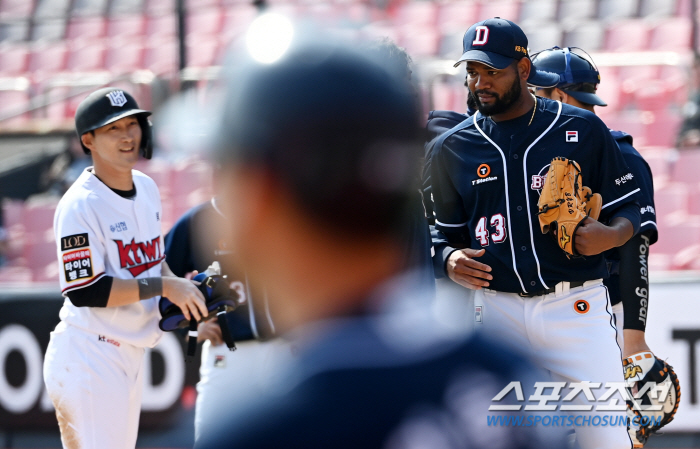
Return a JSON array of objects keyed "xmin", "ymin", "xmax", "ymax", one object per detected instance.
[{"xmin": 475, "ymin": 214, "xmax": 507, "ymax": 246}]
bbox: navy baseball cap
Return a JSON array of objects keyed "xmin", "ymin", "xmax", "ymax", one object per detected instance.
[{"xmin": 454, "ymin": 18, "xmax": 560, "ymax": 88}]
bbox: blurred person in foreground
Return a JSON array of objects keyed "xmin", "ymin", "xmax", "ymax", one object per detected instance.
[{"xmin": 194, "ymin": 23, "xmax": 564, "ymax": 449}]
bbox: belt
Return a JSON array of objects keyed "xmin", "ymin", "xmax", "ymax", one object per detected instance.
[{"xmin": 519, "ymin": 280, "xmax": 587, "ymax": 298}]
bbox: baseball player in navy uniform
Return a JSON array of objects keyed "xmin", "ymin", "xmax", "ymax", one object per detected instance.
[
  {"xmin": 44, "ymin": 88, "xmax": 208, "ymax": 449},
  {"xmin": 429, "ymin": 19, "xmax": 641, "ymax": 449},
  {"xmin": 531, "ymin": 47, "xmax": 663, "ymax": 446},
  {"xmin": 163, "ymin": 197, "xmax": 286, "ymax": 441},
  {"xmin": 194, "ymin": 33, "xmax": 565, "ymax": 449}
]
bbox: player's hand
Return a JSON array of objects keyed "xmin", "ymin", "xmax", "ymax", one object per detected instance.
[
  {"xmin": 574, "ymin": 217, "xmax": 631, "ymax": 256},
  {"xmin": 162, "ymin": 277, "xmax": 208, "ymax": 322},
  {"xmin": 197, "ymin": 318, "xmax": 223, "ymax": 346},
  {"xmin": 446, "ymin": 248, "xmax": 492, "ymax": 290}
]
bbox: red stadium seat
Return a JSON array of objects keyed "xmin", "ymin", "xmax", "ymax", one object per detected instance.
[
  {"xmin": 642, "ymin": 110, "xmax": 682, "ymax": 147},
  {"xmin": 143, "ymin": 39, "xmax": 178, "ymax": 74},
  {"xmin": 28, "ymin": 42, "xmax": 68, "ymax": 76},
  {"xmin": 478, "ymin": 0, "xmax": 520, "ymax": 22},
  {"xmin": 656, "ymin": 221, "xmax": 700, "ymax": 265},
  {"xmin": 649, "ymin": 18, "xmax": 692, "ymax": 50},
  {"xmin": 106, "ymin": 14, "xmax": 146, "ymax": 40},
  {"xmin": 34, "ymin": 0, "xmax": 71, "ymax": 19},
  {"xmin": 671, "ymin": 149, "xmax": 700, "ymax": 184},
  {"xmin": 563, "ymin": 21, "xmax": 606, "ymax": 51},
  {"xmin": 396, "ymin": 1, "xmax": 437, "ymax": 28},
  {"xmin": 0, "ymin": 0, "xmax": 35, "ymax": 19},
  {"xmin": 605, "ymin": 20, "xmax": 651, "ymax": 52},
  {"xmin": 145, "ymin": 0, "xmax": 176, "ymax": 15},
  {"xmin": 22, "ymin": 199, "xmax": 58, "ymax": 235},
  {"xmin": 558, "ymin": 0, "xmax": 597, "ymax": 22},
  {"xmin": 0, "ymin": 44, "xmax": 29, "ymax": 76},
  {"xmin": 145, "ymin": 14, "xmax": 176, "ymax": 42},
  {"xmin": 0, "ymin": 89, "xmax": 31, "ymax": 126},
  {"xmin": 104, "ymin": 39, "xmax": 144, "ymax": 74},
  {"xmin": 654, "ymin": 183, "xmax": 689, "ymax": 225},
  {"xmin": 598, "ymin": 0, "xmax": 639, "ymax": 20},
  {"xmin": 639, "ymin": 0, "xmax": 677, "ymax": 17},
  {"xmin": 186, "ymin": 8, "xmax": 224, "ymax": 36},
  {"xmin": 636, "ymin": 147, "xmax": 673, "ymax": 186},
  {"xmin": 220, "ymin": 5, "xmax": 258, "ymax": 42},
  {"xmin": 436, "ymin": 1, "xmax": 479, "ymax": 34},
  {"xmin": 525, "ymin": 23, "xmax": 563, "ymax": 54},
  {"xmin": 109, "ymin": 0, "xmax": 145, "ymax": 15},
  {"xmin": 30, "ymin": 18, "xmax": 67, "ymax": 41},
  {"xmin": 71, "ymin": 0, "xmax": 109, "ymax": 17},
  {"xmin": 186, "ymin": 36, "xmax": 219, "ymax": 67},
  {"xmin": 66, "ymin": 17, "xmax": 107, "ymax": 40},
  {"xmin": 66, "ymin": 42, "xmax": 107, "ymax": 72},
  {"xmin": 400, "ymin": 26, "xmax": 440, "ymax": 57},
  {"xmin": 519, "ymin": 0, "xmax": 557, "ymax": 23}
]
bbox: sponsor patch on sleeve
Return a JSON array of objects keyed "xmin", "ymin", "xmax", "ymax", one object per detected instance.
[
  {"xmin": 60, "ymin": 233, "xmax": 90, "ymax": 251},
  {"xmin": 62, "ymin": 249, "xmax": 94, "ymax": 282}
]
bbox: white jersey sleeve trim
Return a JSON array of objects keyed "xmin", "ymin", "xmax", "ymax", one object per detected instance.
[
  {"xmin": 601, "ymin": 188, "xmax": 640, "ymax": 210},
  {"xmin": 640, "ymin": 221, "xmax": 657, "ymax": 229},
  {"xmin": 435, "ymin": 219, "xmax": 469, "ymax": 228},
  {"xmin": 474, "ymin": 114, "xmax": 527, "ymax": 294},
  {"xmin": 521, "ymin": 100, "xmax": 563, "ymax": 292},
  {"xmin": 61, "ymin": 271, "xmax": 107, "ymax": 295}
]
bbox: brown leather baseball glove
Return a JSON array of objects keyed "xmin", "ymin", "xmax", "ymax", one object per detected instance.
[{"xmin": 537, "ymin": 157, "xmax": 602, "ymax": 256}]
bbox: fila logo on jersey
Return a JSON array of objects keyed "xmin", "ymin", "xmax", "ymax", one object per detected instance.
[
  {"xmin": 566, "ymin": 131, "xmax": 578, "ymax": 142},
  {"xmin": 60, "ymin": 233, "xmax": 89, "ymax": 251},
  {"xmin": 106, "ymin": 90, "xmax": 128, "ymax": 107},
  {"xmin": 114, "ymin": 236, "xmax": 164, "ymax": 277},
  {"xmin": 574, "ymin": 299, "xmax": 590, "ymax": 314},
  {"xmin": 472, "ymin": 26, "xmax": 489, "ymax": 45},
  {"xmin": 475, "ymin": 305, "xmax": 483, "ymax": 323}
]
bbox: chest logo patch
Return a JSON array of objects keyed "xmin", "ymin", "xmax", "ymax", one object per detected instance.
[
  {"xmin": 566, "ymin": 131, "xmax": 578, "ymax": 142},
  {"xmin": 477, "ymin": 164, "xmax": 491, "ymax": 178},
  {"xmin": 113, "ymin": 236, "xmax": 164, "ymax": 277},
  {"xmin": 531, "ymin": 164, "xmax": 551, "ymax": 192},
  {"xmin": 574, "ymin": 299, "xmax": 590, "ymax": 314}
]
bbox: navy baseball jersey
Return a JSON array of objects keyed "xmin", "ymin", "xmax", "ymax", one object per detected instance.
[
  {"xmin": 423, "ymin": 110, "xmax": 470, "ymax": 226},
  {"xmin": 164, "ymin": 200, "xmax": 275, "ymax": 340},
  {"xmin": 430, "ymin": 98, "xmax": 641, "ymax": 294},
  {"xmin": 195, "ymin": 278, "xmax": 565, "ymax": 449},
  {"xmin": 603, "ymin": 131, "xmax": 657, "ymax": 330}
]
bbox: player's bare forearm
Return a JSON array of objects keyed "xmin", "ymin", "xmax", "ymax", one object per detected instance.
[
  {"xmin": 574, "ymin": 217, "xmax": 634, "ymax": 256},
  {"xmin": 106, "ymin": 278, "xmax": 144, "ymax": 307},
  {"xmin": 446, "ymin": 248, "xmax": 493, "ymax": 290},
  {"xmin": 197, "ymin": 319, "xmax": 223, "ymax": 345},
  {"xmin": 623, "ymin": 329, "xmax": 651, "ymax": 358}
]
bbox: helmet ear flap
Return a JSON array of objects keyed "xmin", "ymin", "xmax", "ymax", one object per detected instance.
[{"xmin": 138, "ymin": 115, "xmax": 153, "ymax": 159}]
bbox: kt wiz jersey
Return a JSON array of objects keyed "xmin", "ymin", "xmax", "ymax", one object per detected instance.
[
  {"xmin": 54, "ymin": 168, "xmax": 164, "ymax": 348},
  {"xmin": 431, "ymin": 98, "xmax": 641, "ymax": 294}
]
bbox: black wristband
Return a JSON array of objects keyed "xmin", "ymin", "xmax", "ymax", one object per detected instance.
[{"xmin": 138, "ymin": 277, "xmax": 163, "ymax": 300}]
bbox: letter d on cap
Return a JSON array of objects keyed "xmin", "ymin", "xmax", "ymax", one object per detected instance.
[{"xmin": 473, "ymin": 26, "xmax": 489, "ymax": 46}]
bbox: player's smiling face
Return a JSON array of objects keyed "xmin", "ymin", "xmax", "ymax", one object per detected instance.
[
  {"xmin": 465, "ymin": 61, "xmax": 522, "ymax": 117},
  {"xmin": 82, "ymin": 116, "xmax": 142, "ymax": 171}
]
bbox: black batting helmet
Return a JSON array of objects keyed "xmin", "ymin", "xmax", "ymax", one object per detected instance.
[
  {"xmin": 75, "ymin": 87, "xmax": 153, "ymax": 159},
  {"xmin": 530, "ymin": 46, "xmax": 607, "ymax": 107}
]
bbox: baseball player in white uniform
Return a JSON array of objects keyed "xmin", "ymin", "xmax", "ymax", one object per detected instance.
[{"xmin": 43, "ymin": 88, "xmax": 208, "ymax": 449}]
